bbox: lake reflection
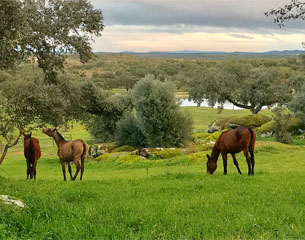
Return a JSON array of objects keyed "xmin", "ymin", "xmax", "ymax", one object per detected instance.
[{"xmin": 180, "ymin": 99, "xmax": 244, "ymax": 110}]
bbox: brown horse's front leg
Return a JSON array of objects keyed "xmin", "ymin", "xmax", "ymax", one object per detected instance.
[
  {"xmin": 72, "ymin": 159, "xmax": 81, "ymax": 181},
  {"xmin": 221, "ymin": 153, "xmax": 228, "ymax": 175},
  {"xmin": 61, "ymin": 161, "xmax": 67, "ymax": 181},
  {"xmin": 231, "ymin": 154, "xmax": 242, "ymax": 175}
]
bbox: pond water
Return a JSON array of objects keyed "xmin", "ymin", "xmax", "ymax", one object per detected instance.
[{"xmin": 180, "ymin": 98, "xmax": 244, "ymax": 110}]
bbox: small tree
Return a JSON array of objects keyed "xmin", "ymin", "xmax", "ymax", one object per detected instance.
[
  {"xmin": 272, "ymin": 107, "xmax": 293, "ymax": 144},
  {"xmin": 79, "ymin": 81, "xmax": 133, "ymax": 142},
  {"xmin": 289, "ymin": 83, "xmax": 305, "ymax": 124},
  {"xmin": 0, "ymin": 0, "xmax": 104, "ymax": 84},
  {"xmin": 131, "ymin": 75, "xmax": 192, "ymax": 147},
  {"xmin": 188, "ymin": 60, "xmax": 293, "ymax": 114},
  {"xmin": 115, "ymin": 111, "xmax": 147, "ymax": 148}
]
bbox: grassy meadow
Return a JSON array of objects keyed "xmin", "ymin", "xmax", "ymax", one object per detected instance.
[{"xmin": 1, "ymin": 107, "xmax": 305, "ymax": 239}]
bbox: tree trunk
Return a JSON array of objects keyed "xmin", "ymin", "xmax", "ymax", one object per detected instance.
[
  {"xmin": 251, "ymin": 104, "xmax": 263, "ymax": 114},
  {"xmin": 0, "ymin": 132, "xmax": 22, "ymax": 166},
  {"xmin": 0, "ymin": 144, "xmax": 9, "ymax": 166}
]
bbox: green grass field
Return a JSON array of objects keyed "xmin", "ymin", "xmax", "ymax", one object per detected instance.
[{"xmin": 1, "ymin": 107, "xmax": 305, "ymax": 239}]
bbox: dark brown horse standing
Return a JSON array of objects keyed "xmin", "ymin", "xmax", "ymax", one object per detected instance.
[
  {"xmin": 24, "ymin": 133, "xmax": 41, "ymax": 180},
  {"xmin": 206, "ymin": 126, "xmax": 256, "ymax": 175},
  {"xmin": 42, "ymin": 128, "xmax": 89, "ymax": 181}
]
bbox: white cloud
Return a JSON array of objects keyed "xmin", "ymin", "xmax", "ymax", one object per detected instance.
[{"xmin": 91, "ymin": 0, "xmax": 305, "ymax": 51}]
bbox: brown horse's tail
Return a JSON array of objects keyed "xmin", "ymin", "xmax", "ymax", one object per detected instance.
[
  {"xmin": 28, "ymin": 139, "xmax": 35, "ymax": 166},
  {"xmin": 247, "ymin": 127, "xmax": 256, "ymax": 152},
  {"xmin": 81, "ymin": 141, "xmax": 88, "ymax": 161}
]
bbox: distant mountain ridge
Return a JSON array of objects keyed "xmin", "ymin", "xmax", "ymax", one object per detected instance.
[{"xmin": 96, "ymin": 50, "xmax": 305, "ymax": 55}]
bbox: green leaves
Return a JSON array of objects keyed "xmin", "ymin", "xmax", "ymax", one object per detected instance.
[
  {"xmin": 0, "ymin": 0, "xmax": 104, "ymax": 84},
  {"xmin": 188, "ymin": 59, "xmax": 293, "ymax": 114}
]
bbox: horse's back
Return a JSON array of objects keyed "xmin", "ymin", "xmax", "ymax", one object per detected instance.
[
  {"xmin": 24, "ymin": 138, "xmax": 41, "ymax": 162},
  {"xmin": 218, "ymin": 127, "xmax": 255, "ymax": 153},
  {"xmin": 59, "ymin": 139, "xmax": 88, "ymax": 160}
]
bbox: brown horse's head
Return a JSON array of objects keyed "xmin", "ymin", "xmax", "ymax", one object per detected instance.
[
  {"xmin": 42, "ymin": 128, "xmax": 56, "ymax": 137},
  {"xmin": 206, "ymin": 154, "xmax": 217, "ymax": 174},
  {"xmin": 23, "ymin": 132, "xmax": 32, "ymax": 141}
]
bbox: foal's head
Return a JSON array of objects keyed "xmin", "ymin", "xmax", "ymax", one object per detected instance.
[
  {"xmin": 42, "ymin": 128, "xmax": 57, "ymax": 137},
  {"xmin": 23, "ymin": 133, "xmax": 32, "ymax": 141},
  {"xmin": 206, "ymin": 154, "xmax": 217, "ymax": 174}
]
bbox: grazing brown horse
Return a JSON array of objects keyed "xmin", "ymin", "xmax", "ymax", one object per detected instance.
[
  {"xmin": 42, "ymin": 128, "xmax": 89, "ymax": 181},
  {"xmin": 23, "ymin": 133, "xmax": 41, "ymax": 180},
  {"xmin": 206, "ymin": 126, "xmax": 256, "ymax": 176}
]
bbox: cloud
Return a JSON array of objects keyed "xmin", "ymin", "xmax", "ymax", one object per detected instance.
[
  {"xmin": 229, "ymin": 33, "xmax": 254, "ymax": 40},
  {"xmin": 90, "ymin": 0, "xmax": 305, "ymax": 51},
  {"xmin": 93, "ymin": 0, "xmax": 304, "ymax": 32}
]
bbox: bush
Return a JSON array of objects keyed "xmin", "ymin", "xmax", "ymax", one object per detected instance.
[
  {"xmin": 130, "ymin": 75, "xmax": 193, "ymax": 147},
  {"xmin": 211, "ymin": 114, "xmax": 270, "ymax": 130},
  {"xmin": 259, "ymin": 121, "xmax": 274, "ymax": 133},
  {"xmin": 259, "ymin": 117, "xmax": 304, "ymax": 134},
  {"xmin": 112, "ymin": 145, "xmax": 136, "ymax": 153},
  {"xmin": 206, "ymin": 131, "xmax": 224, "ymax": 142},
  {"xmin": 115, "ymin": 111, "xmax": 147, "ymax": 149},
  {"xmin": 273, "ymin": 107, "xmax": 292, "ymax": 144},
  {"xmin": 192, "ymin": 132, "xmax": 211, "ymax": 144},
  {"xmin": 150, "ymin": 148, "xmax": 184, "ymax": 159}
]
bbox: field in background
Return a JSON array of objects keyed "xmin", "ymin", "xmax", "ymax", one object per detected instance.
[{"xmin": 1, "ymin": 107, "xmax": 305, "ymax": 239}]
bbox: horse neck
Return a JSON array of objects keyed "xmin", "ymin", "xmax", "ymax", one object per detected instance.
[
  {"xmin": 53, "ymin": 132, "xmax": 67, "ymax": 147},
  {"xmin": 210, "ymin": 144, "xmax": 220, "ymax": 162}
]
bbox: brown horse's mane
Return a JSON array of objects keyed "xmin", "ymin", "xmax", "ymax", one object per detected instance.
[{"xmin": 56, "ymin": 130, "xmax": 67, "ymax": 142}]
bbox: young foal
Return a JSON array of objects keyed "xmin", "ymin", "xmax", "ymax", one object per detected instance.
[
  {"xmin": 24, "ymin": 133, "xmax": 41, "ymax": 180},
  {"xmin": 42, "ymin": 128, "xmax": 89, "ymax": 181},
  {"xmin": 206, "ymin": 126, "xmax": 256, "ymax": 175}
]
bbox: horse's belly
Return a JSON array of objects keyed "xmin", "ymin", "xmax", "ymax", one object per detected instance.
[{"xmin": 227, "ymin": 147, "xmax": 242, "ymax": 154}]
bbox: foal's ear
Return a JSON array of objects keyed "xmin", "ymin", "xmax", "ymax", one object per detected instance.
[
  {"xmin": 53, "ymin": 128, "xmax": 57, "ymax": 132},
  {"xmin": 206, "ymin": 154, "xmax": 210, "ymax": 159},
  {"xmin": 29, "ymin": 132, "xmax": 32, "ymax": 137}
]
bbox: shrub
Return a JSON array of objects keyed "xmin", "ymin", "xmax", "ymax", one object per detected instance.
[
  {"xmin": 112, "ymin": 145, "xmax": 136, "ymax": 153},
  {"xmin": 115, "ymin": 111, "xmax": 147, "ymax": 149},
  {"xmin": 206, "ymin": 131, "xmax": 223, "ymax": 142},
  {"xmin": 192, "ymin": 132, "xmax": 211, "ymax": 144},
  {"xmin": 212, "ymin": 114, "xmax": 270, "ymax": 130},
  {"xmin": 131, "ymin": 74, "xmax": 193, "ymax": 147},
  {"xmin": 259, "ymin": 117, "xmax": 304, "ymax": 134},
  {"xmin": 259, "ymin": 121, "xmax": 274, "ymax": 133},
  {"xmin": 95, "ymin": 152, "xmax": 144, "ymax": 163},
  {"xmin": 150, "ymin": 148, "xmax": 184, "ymax": 159},
  {"xmin": 273, "ymin": 107, "xmax": 293, "ymax": 144}
]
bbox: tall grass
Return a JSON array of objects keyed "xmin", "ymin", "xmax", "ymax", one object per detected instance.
[{"xmin": 1, "ymin": 108, "xmax": 305, "ymax": 239}]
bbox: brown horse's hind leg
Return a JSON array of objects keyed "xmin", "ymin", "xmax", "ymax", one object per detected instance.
[
  {"xmin": 33, "ymin": 162, "xmax": 37, "ymax": 180},
  {"xmin": 221, "ymin": 153, "xmax": 228, "ymax": 175},
  {"xmin": 27, "ymin": 165, "xmax": 31, "ymax": 180},
  {"xmin": 80, "ymin": 158, "xmax": 85, "ymax": 180},
  {"xmin": 61, "ymin": 161, "xmax": 67, "ymax": 181},
  {"xmin": 68, "ymin": 163, "xmax": 73, "ymax": 180},
  {"xmin": 231, "ymin": 154, "xmax": 242, "ymax": 175},
  {"xmin": 250, "ymin": 150, "xmax": 255, "ymax": 175},
  {"xmin": 243, "ymin": 149, "xmax": 252, "ymax": 176},
  {"xmin": 72, "ymin": 159, "xmax": 81, "ymax": 181}
]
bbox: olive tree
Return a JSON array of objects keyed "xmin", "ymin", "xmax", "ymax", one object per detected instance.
[
  {"xmin": 130, "ymin": 75, "xmax": 192, "ymax": 147},
  {"xmin": 0, "ymin": 0, "xmax": 104, "ymax": 84},
  {"xmin": 188, "ymin": 60, "xmax": 293, "ymax": 114}
]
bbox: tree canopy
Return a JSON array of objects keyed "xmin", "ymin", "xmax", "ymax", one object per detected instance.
[
  {"xmin": 0, "ymin": 0, "xmax": 104, "ymax": 83},
  {"xmin": 265, "ymin": 0, "xmax": 305, "ymax": 27},
  {"xmin": 188, "ymin": 60, "xmax": 293, "ymax": 114}
]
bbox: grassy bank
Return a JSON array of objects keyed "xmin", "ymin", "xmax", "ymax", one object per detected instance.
[{"xmin": 1, "ymin": 107, "xmax": 305, "ymax": 239}]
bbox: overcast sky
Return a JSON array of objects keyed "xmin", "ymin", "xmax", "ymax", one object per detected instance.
[{"xmin": 90, "ymin": 0, "xmax": 305, "ymax": 52}]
